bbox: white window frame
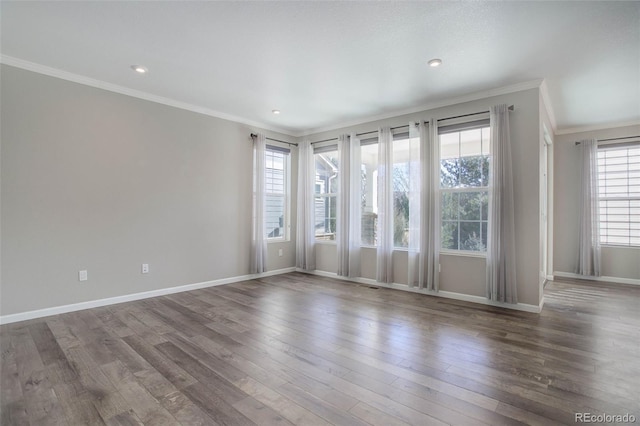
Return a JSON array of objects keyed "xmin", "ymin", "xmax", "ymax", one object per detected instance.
[
  {"xmin": 314, "ymin": 146, "xmax": 339, "ymax": 243},
  {"xmin": 597, "ymin": 142, "xmax": 640, "ymax": 247},
  {"xmin": 438, "ymin": 120, "xmax": 490, "ymax": 256},
  {"xmin": 392, "ymin": 134, "xmax": 412, "ymax": 249},
  {"xmin": 360, "ymin": 137, "xmax": 379, "ymax": 248},
  {"xmin": 439, "ymin": 187, "xmax": 489, "ymax": 257},
  {"xmin": 265, "ymin": 146, "xmax": 291, "ymax": 242},
  {"xmin": 357, "ymin": 133, "xmax": 415, "ymax": 250}
]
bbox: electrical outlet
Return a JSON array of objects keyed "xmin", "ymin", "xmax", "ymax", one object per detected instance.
[
  {"xmin": 142, "ymin": 263, "xmax": 149, "ymax": 274},
  {"xmin": 79, "ymin": 270, "xmax": 88, "ymax": 282},
  {"xmin": 278, "ymin": 249, "xmax": 283, "ymax": 257}
]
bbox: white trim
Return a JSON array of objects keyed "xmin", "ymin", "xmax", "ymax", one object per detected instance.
[
  {"xmin": 1, "ymin": 56, "xmax": 548, "ymax": 139},
  {"xmin": 0, "ymin": 55, "xmax": 294, "ymax": 137},
  {"xmin": 553, "ymin": 271, "xmax": 640, "ymax": 286},
  {"xmin": 440, "ymin": 250, "xmax": 487, "ymax": 259},
  {"xmin": 266, "ymin": 238, "xmax": 289, "ymax": 244},
  {"xmin": 299, "ymin": 79, "xmax": 544, "ymax": 136},
  {"xmin": 0, "ymin": 267, "xmax": 296, "ymax": 325},
  {"xmin": 543, "ymin": 124, "xmax": 553, "ymax": 146},
  {"xmin": 555, "ymin": 120, "xmax": 640, "ymax": 136},
  {"xmin": 539, "ymin": 79, "xmax": 558, "ymax": 133},
  {"xmin": 546, "ymin": 275, "xmax": 554, "ymax": 281},
  {"xmin": 13, "ymin": 54, "xmax": 638, "ymax": 141},
  {"xmin": 301, "ymin": 269, "xmax": 543, "ymax": 313},
  {"xmin": 314, "ymin": 240, "xmax": 337, "ymax": 245}
]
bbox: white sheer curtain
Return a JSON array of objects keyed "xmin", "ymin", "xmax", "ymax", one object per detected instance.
[
  {"xmin": 577, "ymin": 138, "xmax": 601, "ymax": 276},
  {"xmin": 377, "ymin": 127, "xmax": 394, "ymax": 283},
  {"xmin": 486, "ymin": 104, "xmax": 517, "ymax": 303},
  {"xmin": 407, "ymin": 124, "xmax": 421, "ymax": 287},
  {"xmin": 250, "ymin": 133, "xmax": 267, "ymax": 274},
  {"xmin": 337, "ymin": 134, "xmax": 361, "ymax": 277},
  {"xmin": 417, "ymin": 120, "xmax": 440, "ymax": 291},
  {"xmin": 296, "ymin": 140, "xmax": 316, "ymax": 271}
]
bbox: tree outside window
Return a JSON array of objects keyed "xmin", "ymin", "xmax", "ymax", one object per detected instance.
[{"xmin": 439, "ymin": 126, "xmax": 490, "ymax": 252}]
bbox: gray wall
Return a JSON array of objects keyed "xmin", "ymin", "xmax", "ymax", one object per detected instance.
[
  {"xmin": 305, "ymin": 88, "xmax": 542, "ymax": 306},
  {"xmin": 0, "ymin": 64, "xmax": 548, "ymax": 316},
  {"xmin": 554, "ymin": 124, "xmax": 640, "ymax": 281},
  {"xmin": 1, "ymin": 65, "xmax": 297, "ymax": 316}
]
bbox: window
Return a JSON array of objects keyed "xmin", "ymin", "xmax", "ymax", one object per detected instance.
[
  {"xmin": 360, "ymin": 140, "xmax": 378, "ymax": 245},
  {"xmin": 359, "ymin": 132, "xmax": 417, "ymax": 248},
  {"xmin": 265, "ymin": 146, "xmax": 290, "ymax": 240},
  {"xmin": 393, "ymin": 136, "xmax": 411, "ymax": 248},
  {"xmin": 439, "ymin": 122, "xmax": 490, "ymax": 252},
  {"xmin": 315, "ymin": 148, "xmax": 339, "ymax": 241},
  {"xmin": 597, "ymin": 144, "xmax": 640, "ymax": 246}
]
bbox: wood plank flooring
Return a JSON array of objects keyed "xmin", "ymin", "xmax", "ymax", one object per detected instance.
[{"xmin": 1, "ymin": 272, "xmax": 639, "ymax": 425}]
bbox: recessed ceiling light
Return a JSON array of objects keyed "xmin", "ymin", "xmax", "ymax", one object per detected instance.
[
  {"xmin": 131, "ymin": 65, "xmax": 148, "ymax": 74},
  {"xmin": 272, "ymin": 109, "xmax": 281, "ymax": 115},
  {"xmin": 428, "ymin": 58, "xmax": 442, "ymax": 68}
]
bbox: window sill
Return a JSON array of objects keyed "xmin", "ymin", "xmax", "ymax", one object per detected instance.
[
  {"xmin": 355, "ymin": 245, "xmax": 410, "ymax": 251},
  {"xmin": 315, "ymin": 240, "xmax": 337, "ymax": 245},
  {"xmin": 267, "ymin": 239, "xmax": 290, "ymax": 244},
  {"xmin": 356, "ymin": 246, "xmax": 487, "ymax": 257},
  {"xmin": 392, "ymin": 247, "xmax": 409, "ymax": 252},
  {"xmin": 440, "ymin": 250, "xmax": 487, "ymax": 258}
]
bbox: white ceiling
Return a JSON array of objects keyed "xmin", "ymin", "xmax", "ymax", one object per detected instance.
[{"xmin": 1, "ymin": 1, "xmax": 639, "ymax": 136}]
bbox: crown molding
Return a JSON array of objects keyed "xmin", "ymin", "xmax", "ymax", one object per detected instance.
[
  {"xmin": 0, "ymin": 55, "xmax": 296, "ymax": 137},
  {"xmin": 539, "ymin": 79, "xmax": 558, "ymax": 133},
  {"xmin": 297, "ymin": 79, "xmax": 545, "ymax": 136},
  {"xmin": 555, "ymin": 120, "xmax": 640, "ymax": 136},
  {"xmin": 1, "ymin": 55, "xmax": 549, "ymax": 139}
]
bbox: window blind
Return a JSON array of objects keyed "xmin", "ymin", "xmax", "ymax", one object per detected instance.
[
  {"xmin": 314, "ymin": 144, "xmax": 338, "ymax": 154},
  {"xmin": 597, "ymin": 143, "xmax": 640, "ymax": 246},
  {"xmin": 438, "ymin": 119, "xmax": 490, "ymax": 135},
  {"xmin": 266, "ymin": 144, "xmax": 291, "ymax": 154}
]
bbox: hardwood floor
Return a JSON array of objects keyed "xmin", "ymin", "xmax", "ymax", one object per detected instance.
[{"xmin": 2, "ymin": 272, "xmax": 639, "ymax": 425}]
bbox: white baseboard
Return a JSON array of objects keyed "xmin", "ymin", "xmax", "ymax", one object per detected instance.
[
  {"xmin": 299, "ymin": 269, "xmax": 543, "ymax": 313},
  {"xmin": 0, "ymin": 267, "xmax": 296, "ymax": 325},
  {"xmin": 553, "ymin": 271, "xmax": 640, "ymax": 286}
]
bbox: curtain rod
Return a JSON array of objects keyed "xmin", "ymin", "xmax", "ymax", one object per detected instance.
[
  {"xmin": 310, "ymin": 106, "xmax": 513, "ymax": 144},
  {"xmin": 436, "ymin": 105, "xmax": 514, "ymax": 122},
  {"xmin": 298, "ymin": 105, "xmax": 514, "ymax": 145},
  {"xmin": 312, "ymin": 123, "xmax": 422, "ymax": 144},
  {"xmin": 357, "ymin": 123, "xmax": 421, "ymax": 137},
  {"xmin": 250, "ymin": 133, "xmax": 298, "ymax": 147},
  {"xmin": 575, "ymin": 135, "xmax": 640, "ymax": 145}
]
